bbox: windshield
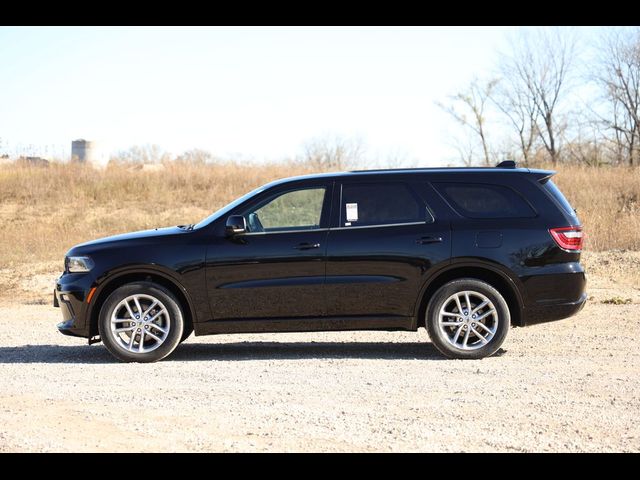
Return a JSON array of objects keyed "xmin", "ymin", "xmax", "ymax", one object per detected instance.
[{"xmin": 193, "ymin": 184, "xmax": 268, "ymax": 229}]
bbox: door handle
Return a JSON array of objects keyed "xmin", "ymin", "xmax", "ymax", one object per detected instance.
[
  {"xmin": 416, "ymin": 236, "xmax": 443, "ymax": 245},
  {"xmin": 293, "ymin": 242, "xmax": 321, "ymax": 250}
]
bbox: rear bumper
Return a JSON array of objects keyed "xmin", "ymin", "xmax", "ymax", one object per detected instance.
[
  {"xmin": 522, "ymin": 292, "xmax": 587, "ymax": 326},
  {"xmin": 519, "ymin": 262, "xmax": 587, "ymax": 326}
]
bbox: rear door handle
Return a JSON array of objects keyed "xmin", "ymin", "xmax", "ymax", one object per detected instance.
[
  {"xmin": 293, "ymin": 242, "xmax": 321, "ymax": 250},
  {"xmin": 416, "ymin": 236, "xmax": 443, "ymax": 245}
]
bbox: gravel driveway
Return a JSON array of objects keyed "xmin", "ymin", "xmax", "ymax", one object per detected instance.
[{"xmin": 1, "ymin": 281, "xmax": 639, "ymax": 452}]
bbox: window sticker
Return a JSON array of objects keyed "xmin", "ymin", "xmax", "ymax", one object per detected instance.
[{"xmin": 346, "ymin": 203, "xmax": 358, "ymax": 222}]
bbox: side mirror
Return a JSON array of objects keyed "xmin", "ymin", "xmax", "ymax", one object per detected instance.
[{"xmin": 225, "ymin": 215, "xmax": 247, "ymax": 236}]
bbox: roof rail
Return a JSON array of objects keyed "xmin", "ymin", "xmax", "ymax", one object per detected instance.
[{"xmin": 496, "ymin": 160, "xmax": 516, "ymax": 168}]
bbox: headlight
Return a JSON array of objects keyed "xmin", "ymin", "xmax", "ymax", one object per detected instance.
[{"xmin": 65, "ymin": 256, "xmax": 94, "ymax": 273}]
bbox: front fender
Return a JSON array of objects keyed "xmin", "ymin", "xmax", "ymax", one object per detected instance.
[{"xmin": 86, "ymin": 264, "xmax": 201, "ymax": 337}]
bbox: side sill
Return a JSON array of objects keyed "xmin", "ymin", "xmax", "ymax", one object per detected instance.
[{"xmin": 194, "ymin": 316, "xmax": 416, "ymax": 335}]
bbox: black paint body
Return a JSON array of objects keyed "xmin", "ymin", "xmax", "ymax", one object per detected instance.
[{"xmin": 55, "ymin": 167, "xmax": 586, "ymax": 341}]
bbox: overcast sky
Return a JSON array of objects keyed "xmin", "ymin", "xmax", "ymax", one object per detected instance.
[{"xmin": 0, "ymin": 26, "xmax": 602, "ymax": 166}]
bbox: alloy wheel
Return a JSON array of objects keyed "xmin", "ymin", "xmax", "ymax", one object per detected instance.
[
  {"xmin": 109, "ymin": 294, "xmax": 171, "ymax": 353},
  {"xmin": 437, "ymin": 290, "xmax": 498, "ymax": 351}
]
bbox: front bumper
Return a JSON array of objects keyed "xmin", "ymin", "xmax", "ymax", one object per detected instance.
[
  {"xmin": 57, "ymin": 318, "xmax": 87, "ymax": 338},
  {"xmin": 54, "ymin": 274, "xmax": 93, "ymax": 338}
]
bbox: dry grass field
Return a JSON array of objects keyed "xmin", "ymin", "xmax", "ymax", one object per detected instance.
[
  {"xmin": 0, "ymin": 161, "xmax": 317, "ymax": 267},
  {"xmin": 0, "ymin": 162, "xmax": 638, "ymax": 271}
]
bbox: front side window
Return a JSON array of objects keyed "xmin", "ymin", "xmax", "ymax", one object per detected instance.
[
  {"xmin": 340, "ymin": 182, "xmax": 426, "ymax": 227},
  {"xmin": 244, "ymin": 187, "xmax": 326, "ymax": 232}
]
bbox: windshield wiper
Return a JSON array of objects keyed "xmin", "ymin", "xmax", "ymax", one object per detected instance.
[{"xmin": 177, "ymin": 224, "xmax": 195, "ymax": 231}]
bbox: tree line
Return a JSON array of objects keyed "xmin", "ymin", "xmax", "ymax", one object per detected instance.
[{"xmin": 438, "ymin": 27, "xmax": 640, "ymax": 167}]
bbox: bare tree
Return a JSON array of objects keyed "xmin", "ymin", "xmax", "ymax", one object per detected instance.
[
  {"xmin": 301, "ymin": 135, "xmax": 365, "ymax": 170},
  {"xmin": 437, "ymin": 77, "xmax": 498, "ymax": 166},
  {"xmin": 0, "ymin": 137, "xmax": 8, "ymax": 160},
  {"xmin": 112, "ymin": 144, "xmax": 172, "ymax": 164},
  {"xmin": 491, "ymin": 70, "xmax": 538, "ymax": 165},
  {"xmin": 498, "ymin": 28, "xmax": 576, "ymax": 165},
  {"xmin": 564, "ymin": 120, "xmax": 605, "ymax": 166},
  {"xmin": 448, "ymin": 134, "xmax": 476, "ymax": 167},
  {"xmin": 593, "ymin": 28, "xmax": 640, "ymax": 166},
  {"xmin": 175, "ymin": 148, "xmax": 216, "ymax": 164}
]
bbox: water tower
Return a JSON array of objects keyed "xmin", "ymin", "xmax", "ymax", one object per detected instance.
[{"xmin": 71, "ymin": 139, "xmax": 108, "ymax": 166}]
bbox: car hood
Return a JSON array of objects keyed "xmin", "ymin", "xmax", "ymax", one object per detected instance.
[{"xmin": 68, "ymin": 226, "xmax": 188, "ymax": 254}]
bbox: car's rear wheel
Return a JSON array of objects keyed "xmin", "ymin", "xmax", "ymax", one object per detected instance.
[
  {"xmin": 426, "ymin": 278, "xmax": 510, "ymax": 359},
  {"xmin": 99, "ymin": 282, "xmax": 184, "ymax": 363}
]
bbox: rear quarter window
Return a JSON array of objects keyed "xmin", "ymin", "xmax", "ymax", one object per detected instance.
[
  {"xmin": 542, "ymin": 179, "xmax": 577, "ymax": 217},
  {"xmin": 434, "ymin": 182, "xmax": 537, "ymax": 219}
]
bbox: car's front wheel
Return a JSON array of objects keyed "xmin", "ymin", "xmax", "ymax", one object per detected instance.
[
  {"xmin": 426, "ymin": 278, "xmax": 510, "ymax": 359},
  {"xmin": 99, "ymin": 282, "xmax": 184, "ymax": 363}
]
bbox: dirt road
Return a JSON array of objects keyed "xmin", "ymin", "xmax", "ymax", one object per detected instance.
[
  {"xmin": 0, "ymin": 252, "xmax": 639, "ymax": 452},
  {"xmin": 0, "ymin": 304, "xmax": 638, "ymax": 451}
]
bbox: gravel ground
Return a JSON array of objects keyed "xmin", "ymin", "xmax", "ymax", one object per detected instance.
[{"xmin": 1, "ymin": 256, "xmax": 639, "ymax": 452}]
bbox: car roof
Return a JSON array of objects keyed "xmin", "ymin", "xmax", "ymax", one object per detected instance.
[{"xmin": 267, "ymin": 166, "xmax": 552, "ymax": 187}]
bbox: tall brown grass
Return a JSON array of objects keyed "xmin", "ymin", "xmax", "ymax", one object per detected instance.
[
  {"xmin": 0, "ymin": 162, "xmax": 318, "ymax": 266},
  {"xmin": 551, "ymin": 164, "xmax": 640, "ymax": 251},
  {"xmin": 0, "ymin": 162, "xmax": 637, "ymax": 267}
]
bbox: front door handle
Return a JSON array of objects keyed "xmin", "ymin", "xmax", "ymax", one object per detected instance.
[
  {"xmin": 293, "ymin": 242, "xmax": 321, "ymax": 250},
  {"xmin": 416, "ymin": 236, "xmax": 443, "ymax": 245}
]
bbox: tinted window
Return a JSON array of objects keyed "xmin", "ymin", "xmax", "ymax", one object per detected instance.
[
  {"xmin": 435, "ymin": 182, "xmax": 536, "ymax": 219},
  {"xmin": 543, "ymin": 179, "xmax": 576, "ymax": 217},
  {"xmin": 341, "ymin": 183, "xmax": 425, "ymax": 227},
  {"xmin": 245, "ymin": 187, "xmax": 325, "ymax": 232}
]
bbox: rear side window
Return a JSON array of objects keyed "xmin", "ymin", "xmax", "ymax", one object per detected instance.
[
  {"xmin": 341, "ymin": 182, "xmax": 426, "ymax": 227},
  {"xmin": 542, "ymin": 179, "xmax": 576, "ymax": 216},
  {"xmin": 434, "ymin": 182, "xmax": 536, "ymax": 219}
]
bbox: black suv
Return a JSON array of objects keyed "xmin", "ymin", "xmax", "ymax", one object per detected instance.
[{"xmin": 55, "ymin": 162, "xmax": 586, "ymax": 362}]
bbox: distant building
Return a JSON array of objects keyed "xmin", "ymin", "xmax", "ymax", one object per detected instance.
[
  {"xmin": 71, "ymin": 139, "xmax": 108, "ymax": 167},
  {"xmin": 17, "ymin": 156, "xmax": 50, "ymax": 166}
]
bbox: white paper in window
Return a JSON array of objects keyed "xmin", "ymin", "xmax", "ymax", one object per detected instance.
[{"xmin": 346, "ymin": 203, "xmax": 358, "ymax": 222}]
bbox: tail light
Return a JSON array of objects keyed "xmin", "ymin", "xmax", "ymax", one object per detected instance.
[{"xmin": 549, "ymin": 226, "xmax": 583, "ymax": 252}]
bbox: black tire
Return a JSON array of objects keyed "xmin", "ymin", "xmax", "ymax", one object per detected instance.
[
  {"xmin": 98, "ymin": 282, "xmax": 184, "ymax": 363},
  {"xmin": 180, "ymin": 324, "xmax": 194, "ymax": 343},
  {"xmin": 426, "ymin": 278, "xmax": 510, "ymax": 359}
]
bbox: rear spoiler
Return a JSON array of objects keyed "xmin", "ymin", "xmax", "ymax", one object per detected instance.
[
  {"xmin": 495, "ymin": 160, "xmax": 555, "ymax": 183},
  {"xmin": 533, "ymin": 171, "xmax": 555, "ymax": 183}
]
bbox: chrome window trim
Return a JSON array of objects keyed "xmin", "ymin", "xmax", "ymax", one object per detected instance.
[
  {"xmin": 330, "ymin": 221, "xmax": 427, "ymax": 231},
  {"xmin": 242, "ymin": 228, "xmax": 329, "ymax": 236}
]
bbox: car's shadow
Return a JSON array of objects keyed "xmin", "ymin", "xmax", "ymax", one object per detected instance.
[{"xmin": 0, "ymin": 341, "xmax": 463, "ymax": 364}]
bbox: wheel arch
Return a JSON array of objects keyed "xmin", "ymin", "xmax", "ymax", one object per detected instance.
[
  {"xmin": 88, "ymin": 267, "xmax": 196, "ymax": 338},
  {"xmin": 415, "ymin": 262, "xmax": 524, "ymax": 328}
]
